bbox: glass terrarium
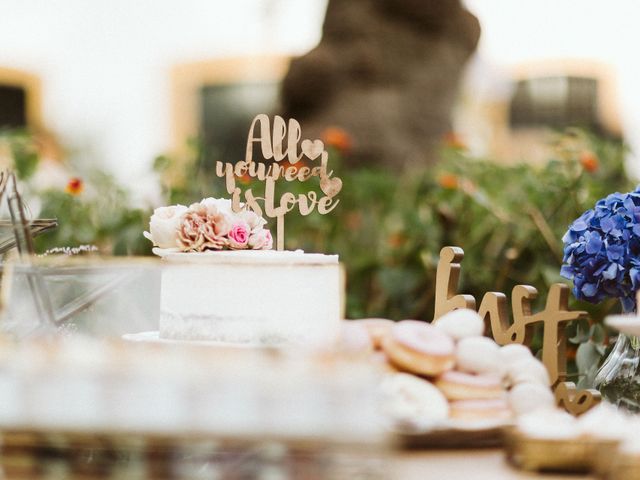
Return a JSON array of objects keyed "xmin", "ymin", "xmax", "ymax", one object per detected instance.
[{"xmin": 0, "ymin": 255, "xmax": 161, "ymax": 338}]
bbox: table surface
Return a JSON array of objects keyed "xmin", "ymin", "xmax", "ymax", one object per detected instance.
[{"xmin": 393, "ymin": 449, "xmax": 594, "ymax": 480}]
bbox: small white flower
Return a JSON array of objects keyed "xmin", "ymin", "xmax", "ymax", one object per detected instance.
[{"xmin": 143, "ymin": 205, "xmax": 188, "ymax": 248}]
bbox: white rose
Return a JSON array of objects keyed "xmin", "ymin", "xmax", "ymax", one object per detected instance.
[
  {"xmin": 143, "ymin": 205, "xmax": 188, "ymax": 248},
  {"xmin": 248, "ymin": 228, "xmax": 273, "ymax": 250},
  {"xmin": 237, "ymin": 209, "xmax": 266, "ymax": 231}
]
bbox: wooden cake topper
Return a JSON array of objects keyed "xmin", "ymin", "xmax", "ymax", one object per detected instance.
[
  {"xmin": 215, "ymin": 114, "xmax": 343, "ymax": 250},
  {"xmin": 433, "ymin": 246, "xmax": 601, "ymax": 415}
]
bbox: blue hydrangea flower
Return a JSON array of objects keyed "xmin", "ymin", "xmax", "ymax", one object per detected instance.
[{"xmin": 561, "ymin": 187, "xmax": 640, "ymax": 312}]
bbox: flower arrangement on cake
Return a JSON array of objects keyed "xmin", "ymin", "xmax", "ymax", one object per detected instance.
[{"xmin": 144, "ymin": 197, "xmax": 273, "ymax": 252}]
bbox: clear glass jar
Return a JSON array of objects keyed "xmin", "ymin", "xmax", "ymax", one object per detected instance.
[{"xmin": 593, "ymin": 304, "xmax": 640, "ymax": 411}]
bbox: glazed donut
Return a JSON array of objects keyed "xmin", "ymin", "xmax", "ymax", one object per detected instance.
[
  {"xmin": 434, "ymin": 309, "xmax": 484, "ymax": 340},
  {"xmin": 381, "ymin": 320, "xmax": 455, "ymax": 376},
  {"xmin": 349, "ymin": 318, "xmax": 394, "ymax": 350},
  {"xmin": 499, "ymin": 343, "xmax": 533, "ymax": 364},
  {"xmin": 449, "ymin": 398, "xmax": 512, "ymax": 422},
  {"xmin": 371, "ymin": 350, "xmax": 399, "ymax": 373},
  {"xmin": 455, "ymin": 336, "xmax": 503, "ymax": 375},
  {"xmin": 434, "ymin": 371, "xmax": 505, "ymax": 400},
  {"xmin": 506, "ymin": 357, "xmax": 550, "ymax": 387},
  {"xmin": 508, "ymin": 382, "xmax": 555, "ymax": 416},
  {"xmin": 380, "ymin": 372, "xmax": 450, "ymax": 429}
]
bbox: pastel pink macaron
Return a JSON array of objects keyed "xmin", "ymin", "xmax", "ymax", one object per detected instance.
[{"xmin": 381, "ymin": 320, "xmax": 455, "ymax": 376}]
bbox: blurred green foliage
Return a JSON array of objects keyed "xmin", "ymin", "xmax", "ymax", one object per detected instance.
[
  {"xmin": 34, "ymin": 176, "xmax": 151, "ymax": 256},
  {"xmin": 0, "ymin": 128, "xmax": 151, "ymax": 256},
  {"xmin": 157, "ymin": 129, "xmax": 632, "ymax": 324}
]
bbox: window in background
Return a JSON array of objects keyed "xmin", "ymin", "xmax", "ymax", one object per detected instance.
[
  {"xmin": 200, "ymin": 82, "xmax": 279, "ymax": 164},
  {"xmin": 0, "ymin": 67, "xmax": 42, "ymax": 130},
  {"xmin": 0, "ymin": 85, "xmax": 27, "ymax": 128},
  {"xmin": 510, "ymin": 76, "xmax": 601, "ymax": 134},
  {"xmin": 171, "ymin": 56, "xmax": 289, "ymax": 160},
  {"xmin": 455, "ymin": 59, "xmax": 621, "ymax": 164}
]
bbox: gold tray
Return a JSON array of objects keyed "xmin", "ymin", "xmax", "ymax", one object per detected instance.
[
  {"xmin": 504, "ymin": 430, "xmax": 619, "ymax": 473},
  {"xmin": 608, "ymin": 452, "xmax": 640, "ymax": 480}
]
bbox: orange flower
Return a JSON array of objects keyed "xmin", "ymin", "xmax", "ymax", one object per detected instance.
[
  {"xmin": 579, "ymin": 151, "xmax": 599, "ymax": 173},
  {"xmin": 279, "ymin": 158, "xmax": 308, "ymax": 175},
  {"xmin": 237, "ymin": 172, "xmax": 252, "ymax": 185},
  {"xmin": 65, "ymin": 177, "xmax": 83, "ymax": 196},
  {"xmin": 387, "ymin": 232, "xmax": 406, "ymax": 248},
  {"xmin": 438, "ymin": 173, "xmax": 459, "ymax": 190},
  {"xmin": 322, "ymin": 127, "xmax": 352, "ymax": 154},
  {"xmin": 345, "ymin": 211, "xmax": 362, "ymax": 230},
  {"xmin": 443, "ymin": 131, "xmax": 466, "ymax": 150}
]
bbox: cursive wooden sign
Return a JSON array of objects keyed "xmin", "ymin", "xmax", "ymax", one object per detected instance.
[
  {"xmin": 432, "ymin": 246, "xmax": 601, "ymax": 414},
  {"xmin": 215, "ymin": 114, "xmax": 343, "ymax": 250}
]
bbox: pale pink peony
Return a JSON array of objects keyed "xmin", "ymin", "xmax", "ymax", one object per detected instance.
[
  {"xmin": 199, "ymin": 201, "xmax": 233, "ymax": 237},
  {"xmin": 177, "ymin": 203, "xmax": 229, "ymax": 252},
  {"xmin": 143, "ymin": 205, "xmax": 188, "ymax": 248},
  {"xmin": 248, "ymin": 228, "xmax": 273, "ymax": 250},
  {"xmin": 228, "ymin": 222, "xmax": 250, "ymax": 249}
]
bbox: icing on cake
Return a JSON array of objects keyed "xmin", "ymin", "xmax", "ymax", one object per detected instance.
[
  {"xmin": 145, "ymin": 198, "xmax": 342, "ymax": 347},
  {"xmin": 156, "ymin": 249, "xmax": 342, "ymax": 346}
]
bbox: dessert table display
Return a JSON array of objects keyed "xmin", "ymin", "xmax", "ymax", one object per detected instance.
[{"xmin": 0, "ymin": 116, "xmax": 638, "ymax": 479}]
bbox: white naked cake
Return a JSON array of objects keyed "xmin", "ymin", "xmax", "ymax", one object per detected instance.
[
  {"xmin": 155, "ymin": 249, "xmax": 342, "ymax": 345},
  {"xmin": 144, "ymin": 197, "xmax": 343, "ymax": 346},
  {"xmin": 143, "ymin": 114, "xmax": 346, "ymax": 346}
]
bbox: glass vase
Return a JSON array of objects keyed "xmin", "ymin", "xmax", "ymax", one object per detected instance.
[{"xmin": 593, "ymin": 303, "xmax": 640, "ymax": 411}]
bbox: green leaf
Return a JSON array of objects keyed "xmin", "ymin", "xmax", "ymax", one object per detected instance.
[
  {"xmin": 590, "ymin": 323, "xmax": 606, "ymax": 344},
  {"xmin": 576, "ymin": 342, "xmax": 602, "ymax": 375},
  {"xmin": 569, "ymin": 319, "xmax": 590, "ymax": 344}
]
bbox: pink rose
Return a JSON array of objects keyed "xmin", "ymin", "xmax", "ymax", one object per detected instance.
[
  {"xmin": 248, "ymin": 228, "xmax": 273, "ymax": 250},
  {"xmin": 228, "ymin": 222, "xmax": 250, "ymax": 249}
]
